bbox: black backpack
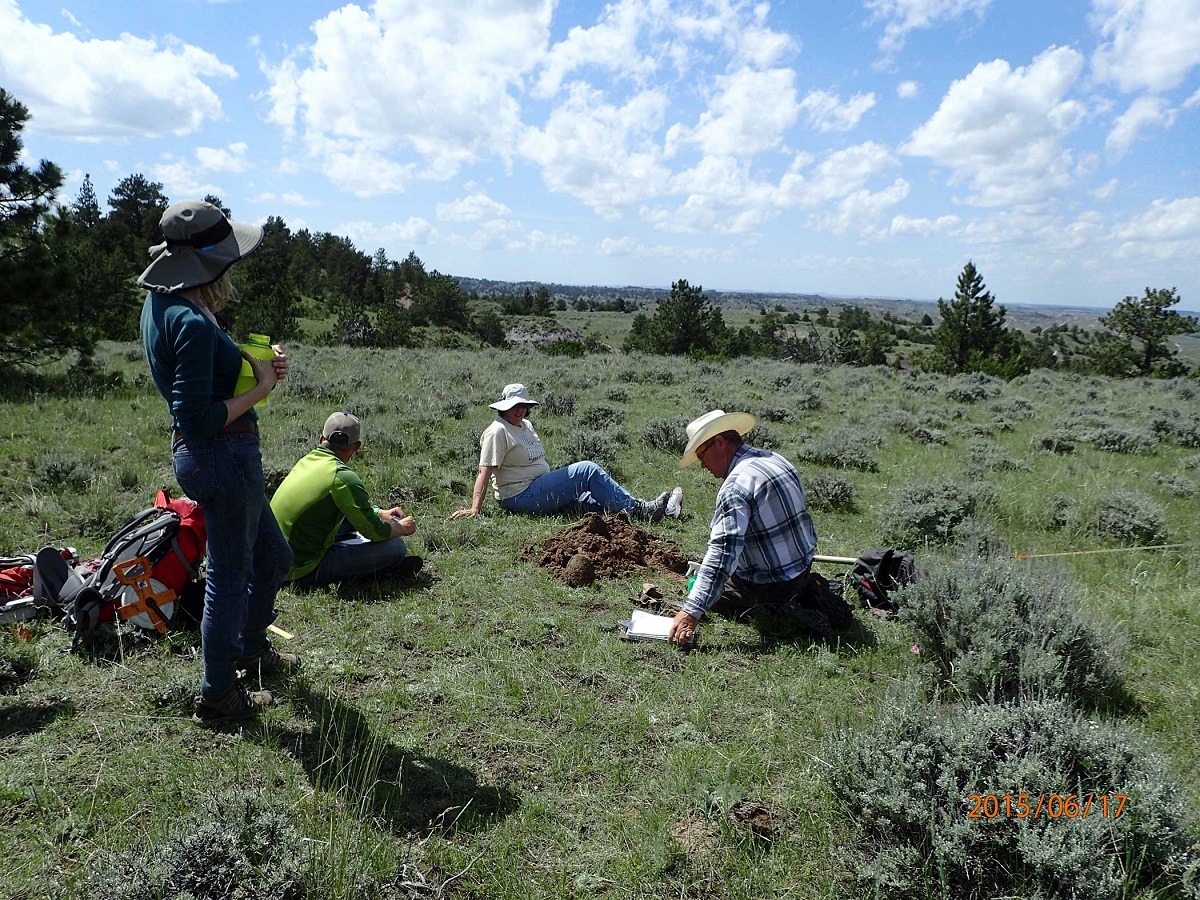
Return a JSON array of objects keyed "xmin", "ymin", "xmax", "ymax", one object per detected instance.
[{"xmin": 849, "ymin": 548, "xmax": 926, "ymax": 613}]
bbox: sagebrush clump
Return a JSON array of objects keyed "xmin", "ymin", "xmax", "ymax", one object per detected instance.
[
  {"xmin": 881, "ymin": 478, "xmax": 988, "ymax": 547},
  {"xmin": 899, "ymin": 555, "xmax": 1124, "ymax": 709},
  {"xmin": 805, "ymin": 472, "xmax": 856, "ymax": 512},
  {"xmin": 828, "ymin": 696, "xmax": 1200, "ymax": 900}
]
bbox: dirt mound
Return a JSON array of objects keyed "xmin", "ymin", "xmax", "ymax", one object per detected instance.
[{"xmin": 523, "ymin": 513, "xmax": 689, "ymax": 585}]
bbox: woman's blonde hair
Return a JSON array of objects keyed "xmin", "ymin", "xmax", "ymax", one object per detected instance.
[{"xmin": 192, "ymin": 271, "xmax": 236, "ymax": 313}]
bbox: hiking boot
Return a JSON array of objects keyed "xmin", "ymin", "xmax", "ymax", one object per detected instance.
[
  {"xmin": 236, "ymin": 641, "xmax": 301, "ymax": 680},
  {"xmin": 389, "ymin": 555, "xmax": 423, "ymax": 579},
  {"xmin": 665, "ymin": 486, "xmax": 684, "ymax": 519},
  {"xmin": 629, "ymin": 491, "xmax": 670, "ymax": 523},
  {"xmin": 192, "ymin": 683, "xmax": 274, "ymax": 727}
]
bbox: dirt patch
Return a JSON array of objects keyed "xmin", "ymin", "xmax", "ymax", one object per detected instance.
[
  {"xmin": 523, "ymin": 513, "xmax": 689, "ymax": 585},
  {"xmin": 728, "ymin": 799, "xmax": 780, "ymax": 838},
  {"xmin": 670, "ymin": 815, "xmax": 720, "ymax": 855}
]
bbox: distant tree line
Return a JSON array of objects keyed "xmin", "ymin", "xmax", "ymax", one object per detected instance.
[
  {"xmin": 619, "ymin": 266, "xmax": 1197, "ymax": 379},
  {"xmin": 2, "ymin": 85, "xmax": 1195, "ymax": 379}
]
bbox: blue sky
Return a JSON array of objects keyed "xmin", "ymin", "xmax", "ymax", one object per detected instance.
[{"xmin": 3, "ymin": 0, "xmax": 1199, "ymax": 309}]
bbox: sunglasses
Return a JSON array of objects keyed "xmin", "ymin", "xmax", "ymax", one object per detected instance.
[{"xmin": 696, "ymin": 437, "xmax": 717, "ymax": 462}]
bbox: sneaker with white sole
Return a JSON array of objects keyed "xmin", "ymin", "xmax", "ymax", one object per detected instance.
[
  {"xmin": 629, "ymin": 491, "xmax": 670, "ymax": 523},
  {"xmin": 665, "ymin": 486, "xmax": 684, "ymax": 518}
]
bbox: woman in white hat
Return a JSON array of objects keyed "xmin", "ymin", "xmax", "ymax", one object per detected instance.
[
  {"xmin": 139, "ymin": 199, "xmax": 297, "ymax": 726},
  {"xmin": 450, "ymin": 383, "xmax": 683, "ymax": 521}
]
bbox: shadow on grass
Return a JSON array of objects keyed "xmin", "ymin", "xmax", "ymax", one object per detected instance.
[
  {"xmin": 707, "ymin": 607, "xmax": 878, "ymax": 654},
  {"xmin": 277, "ymin": 681, "xmax": 519, "ymax": 836},
  {"xmin": 0, "ymin": 696, "xmax": 76, "ymax": 738}
]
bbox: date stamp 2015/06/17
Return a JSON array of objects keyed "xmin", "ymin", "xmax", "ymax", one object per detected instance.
[{"xmin": 967, "ymin": 794, "xmax": 1127, "ymax": 820}]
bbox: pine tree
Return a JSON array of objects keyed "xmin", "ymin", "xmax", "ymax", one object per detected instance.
[
  {"xmin": 623, "ymin": 278, "xmax": 728, "ymax": 356},
  {"xmin": 0, "ymin": 89, "xmax": 89, "ymax": 369},
  {"xmin": 929, "ymin": 261, "xmax": 1026, "ymax": 376},
  {"xmin": 1099, "ymin": 287, "xmax": 1198, "ymax": 376}
]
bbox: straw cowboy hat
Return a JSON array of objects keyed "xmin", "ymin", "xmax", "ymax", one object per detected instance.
[
  {"xmin": 489, "ymin": 383, "xmax": 540, "ymax": 411},
  {"xmin": 136, "ymin": 199, "xmax": 264, "ymax": 294},
  {"xmin": 679, "ymin": 409, "xmax": 756, "ymax": 468}
]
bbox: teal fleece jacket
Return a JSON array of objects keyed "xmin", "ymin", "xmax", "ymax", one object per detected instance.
[{"xmin": 140, "ymin": 292, "xmax": 257, "ymax": 440}]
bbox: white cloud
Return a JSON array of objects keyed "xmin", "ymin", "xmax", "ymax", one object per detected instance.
[
  {"xmin": 531, "ymin": 0, "xmax": 658, "ymax": 98},
  {"xmin": 1091, "ymin": 178, "xmax": 1120, "ymax": 200},
  {"xmin": 1184, "ymin": 86, "xmax": 1200, "ymax": 109},
  {"xmin": 0, "ymin": 0, "xmax": 234, "ymax": 140},
  {"xmin": 447, "ymin": 218, "xmax": 581, "ymax": 254},
  {"xmin": 195, "ymin": 143, "xmax": 250, "ymax": 173},
  {"xmin": 519, "ymin": 83, "xmax": 670, "ymax": 219},
  {"xmin": 799, "ymin": 89, "xmax": 877, "ymax": 132},
  {"xmin": 814, "ymin": 178, "xmax": 911, "ymax": 237},
  {"xmin": 339, "ymin": 216, "xmax": 437, "ymax": 250},
  {"xmin": 1091, "ymin": 0, "xmax": 1200, "ymax": 93},
  {"xmin": 866, "ymin": 0, "xmax": 993, "ymax": 57},
  {"xmin": 901, "ymin": 46, "xmax": 1086, "ymax": 206},
  {"xmin": 897, "ymin": 80, "xmax": 920, "ymax": 98},
  {"xmin": 1112, "ymin": 196, "xmax": 1200, "ymax": 242},
  {"xmin": 251, "ymin": 191, "xmax": 320, "ymax": 207},
  {"xmin": 597, "ymin": 235, "xmax": 732, "ymax": 263},
  {"xmin": 436, "ymin": 193, "xmax": 513, "ymax": 222},
  {"xmin": 148, "ymin": 143, "xmax": 251, "ymax": 197},
  {"xmin": 670, "ymin": 67, "xmax": 800, "ymax": 156},
  {"xmin": 1105, "ymin": 95, "xmax": 1176, "ymax": 159},
  {"xmin": 888, "ymin": 213, "xmax": 960, "ymax": 235},
  {"xmin": 262, "ymin": 0, "xmax": 553, "ymax": 193}
]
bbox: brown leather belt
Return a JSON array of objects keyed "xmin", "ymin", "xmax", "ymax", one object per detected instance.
[{"xmin": 173, "ymin": 417, "xmax": 259, "ymax": 442}]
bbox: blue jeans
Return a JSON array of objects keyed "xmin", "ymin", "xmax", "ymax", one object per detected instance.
[
  {"xmin": 173, "ymin": 433, "xmax": 293, "ymax": 698},
  {"xmin": 499, "ymin": 460, "xmax": 636, "ymax": 515},
  {"xmin": 293, "ymin": 520, "xmax": 409, "ymax": 588}
]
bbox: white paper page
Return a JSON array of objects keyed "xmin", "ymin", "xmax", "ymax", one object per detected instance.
[{"xmin": 628, "ymin": 609, "xmax": 674, "ymax": 640}]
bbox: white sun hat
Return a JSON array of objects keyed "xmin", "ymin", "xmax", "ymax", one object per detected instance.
[
  {"xmin": 679, "ymin": 409, "xmax": 756, "ymax": 468},
  {"xmin": 488, "ymin": 383, "xmax": 540, "ymax": 411}
]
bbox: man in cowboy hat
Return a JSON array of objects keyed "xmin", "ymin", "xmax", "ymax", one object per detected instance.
[
  {"xmin": 668, "ymin": 409, "xmax": 826, "ymax": 646},
  {"xmin": 270, "ymin": 412, "xmax": 422, "ymax": 587}
]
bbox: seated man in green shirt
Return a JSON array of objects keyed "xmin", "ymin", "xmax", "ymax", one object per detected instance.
[{"xmin": 271, "ymin": 412, "xmax": 420, "ymax": 587}]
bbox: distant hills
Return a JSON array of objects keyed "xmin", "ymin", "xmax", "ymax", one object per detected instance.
[{"xmin": 453, "ymin": 275, "xmax": 1114, "ymax": 333}]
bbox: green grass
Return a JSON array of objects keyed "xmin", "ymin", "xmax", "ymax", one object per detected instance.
[{"xmin": 1, "ymin": 345, "xmax": 1197, "ymax": 899}]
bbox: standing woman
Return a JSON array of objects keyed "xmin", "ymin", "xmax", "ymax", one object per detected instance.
[{"xmin": 138, "ymin": 200, "xmax": 298, "ymax": 726}]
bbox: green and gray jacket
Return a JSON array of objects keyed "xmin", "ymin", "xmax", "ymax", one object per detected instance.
[{"xmin": 270, "ymin": 446, "xmax": 392, "ymax": 580}]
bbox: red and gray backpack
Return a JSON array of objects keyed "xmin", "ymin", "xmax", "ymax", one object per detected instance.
[
  {"xmin": 0, "ymin": 488, "xmax": 206, "ymax": 636},
  {"xmin": 849, "ymin": 547, "xmax": 926, "ymax": 614}
]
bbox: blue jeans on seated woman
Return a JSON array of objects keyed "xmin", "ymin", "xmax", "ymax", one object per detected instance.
[
  {"xmin": 499, "ymin": 460, "xmax": 636, "ymax": 515},
  {"xmin": 172, "ymin": 432, "xmax": 293, "ymax": 699},
  {"xmin": 293, "ymin": 519, "xmax": 409, "ymax": 588}
]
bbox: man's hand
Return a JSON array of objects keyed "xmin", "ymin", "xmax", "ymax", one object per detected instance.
[
  {"xmin": 449, "ymin": 507, "xmax": 479, "ymax": 519},
  {"xmin": 668, "ymin": 610, "xmax": 699, "ymax": 647},
  {"xmin": 382, "ymin": 506, "xmax": 417, "ymax": 537}
]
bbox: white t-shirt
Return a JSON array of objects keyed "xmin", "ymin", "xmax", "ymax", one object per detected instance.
[{"xmin": 479, "ymin": 418, "xmax": 551, "ymax": 500}]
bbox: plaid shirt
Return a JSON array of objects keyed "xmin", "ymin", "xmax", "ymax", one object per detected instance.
[{"xmin": 684, "ymin": 445, "xmax": 818, "ymax": 618}]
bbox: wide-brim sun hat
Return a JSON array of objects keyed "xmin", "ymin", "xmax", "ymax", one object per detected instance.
[
  {"xmin": 489, "ymin": 383, "xmax": 539, "ymax": 411},
  {"xmin": 136, "ymin": 199, "xmax": 264, "ymax": 294},
  {"xmin": 679, "ymin": 409, "xmax": 756, "ymax": 468}
]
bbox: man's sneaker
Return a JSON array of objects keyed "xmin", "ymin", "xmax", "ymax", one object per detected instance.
[
  {"xmin": 630, "ymin": 491, "xmax": 670, "ymax": 523},
  {"xmin": 665, "ymin": 486, "xmax": 684, "ymax": 519},
  {"xmin": 390, "ymin": 555, "xmax": 423, "ymax": 578},
  {"xmin": 236, "ymin": 642, "xmax": 301, "ymax": 680},
  {"xmin": 192, "ymin": 683, "xmax": 274, "ymax": 727}
]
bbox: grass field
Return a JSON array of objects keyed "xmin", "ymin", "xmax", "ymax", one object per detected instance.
[{"xmin": 1, "ymin": 343, "xmax": 1198, "ymax": 899}]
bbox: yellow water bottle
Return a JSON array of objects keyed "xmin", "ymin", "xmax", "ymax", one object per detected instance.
[{"xmin": 235, "ymin": 333, "xmax": 274, "ymax": 407}]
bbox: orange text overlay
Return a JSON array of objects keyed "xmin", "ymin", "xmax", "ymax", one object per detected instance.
[{"xmin": 967, "ymin": 794, "xmax": 1127, "ymax": 820}]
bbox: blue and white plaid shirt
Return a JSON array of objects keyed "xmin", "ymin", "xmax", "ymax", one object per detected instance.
[{"xmin": 684, "ymin": 444, "xmax": 818, "ymax": 618}]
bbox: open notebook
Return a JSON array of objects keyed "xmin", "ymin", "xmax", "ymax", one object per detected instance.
[{"xmin": 618, "ymin": 609, "xmax": 693, "ymax": 647}]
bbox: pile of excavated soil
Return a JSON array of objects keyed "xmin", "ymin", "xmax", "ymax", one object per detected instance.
[{"xmin": 523, "ymin": 513, "xmax": 689, "ymax": 586}]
